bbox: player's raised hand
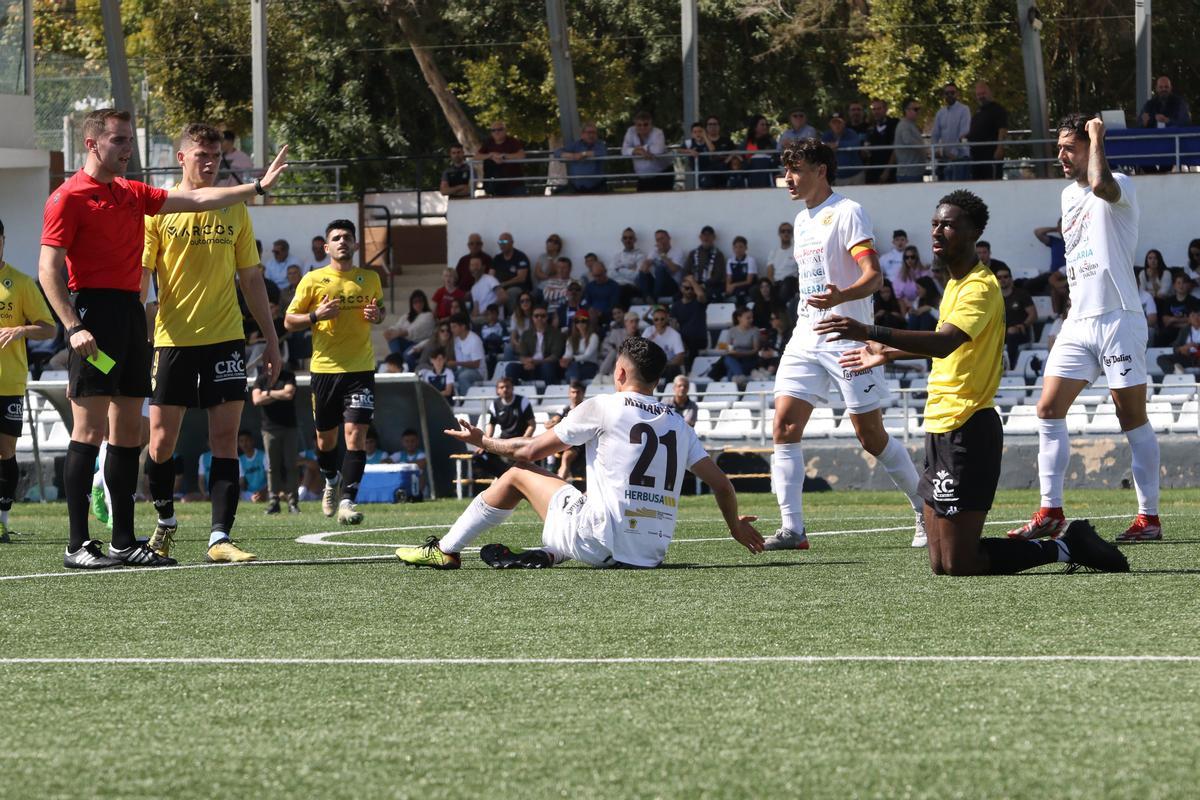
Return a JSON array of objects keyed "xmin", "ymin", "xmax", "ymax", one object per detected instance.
[
  {"xmin": 812, "ymin": 314, "xmax": 867, "ymax": 342},
  {"xmin": 258, "ymin": 145, "xmax": 290, "ymax": 191},
  {"xmin": 838, "ymin": 342, "xmax": 888, "ymax": 371},
  {"xmin": 313, "ymin": 294, "xmax": 341, "ymax": 321},
  {"xmin": 730, "ymin": 515, "xmax": 764, "ymax": 554},
  {"xmin": 443, "ymin": 418, "xmax": 484, "ymax": 449},
  {"xmin": 1084, "ymin": 116, "xmax": 1105, "ymax": 141},
  {"xmin": 806, "ymin": 283, "xmax": 843, "ymax": 310},
  {"xmin": 362, "ymin": 298, "xmax": 382, "ymax": 324}
]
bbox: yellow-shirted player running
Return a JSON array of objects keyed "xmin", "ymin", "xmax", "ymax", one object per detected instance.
[
  {"xmin": 0, "ymin": 218, "xmax": 56, "ymax": 541},
  {"xmin": 284, "ymin": 219, "xmax": 382, "ymax": 524},
  {"xmin": 142, "ymin": 123, "xmax": 281, "ymax": 562}
]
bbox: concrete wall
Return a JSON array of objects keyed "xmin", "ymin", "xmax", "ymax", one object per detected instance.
[
  {"xmin": 0, "ymin": 163, "xmax": 51, "ymax": 274},
  {"xmin": 447, "ymin": 174, "xmax": 1200, "ymax": 279},
  {"xmin": 0, "ymin": 94, "xmax": 36, "ymax": 149},
  {"xmin": 247, "ymin": 202, "xmax": 360, "ymax": 266}
]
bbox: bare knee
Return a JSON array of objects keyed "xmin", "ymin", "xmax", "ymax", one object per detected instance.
[
  {"xmin": 773, "ymin": 418, "xmax": 802, "ymax": 443},
  {"xmin": 1035, "ymin": 400, "xmax": 1060, "ymax": 419},
  {"xmin": 855, "ymin": 427, "xmax": 888, "ymax": 456}
]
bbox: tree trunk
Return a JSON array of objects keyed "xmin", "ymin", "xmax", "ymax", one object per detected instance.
[{"xmin": 384, "ymin": 1, "xmax": 481, "ymax": 153}]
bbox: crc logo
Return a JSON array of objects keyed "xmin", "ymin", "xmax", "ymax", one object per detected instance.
[
  {"xmin": 4, "ymin": 401, "xmax": 22, "ymax": 420},
  {"xmin": 931, "ymin": 469, "xmax": 959, "ymax": 502},
  {"xmin": 348, "ymin": 389, "xmax": 374, "ymax": 410},
  {"xmin": 1103, "ymin": 353, "xmax": 1131, "ymax": 367},
  {"xmin": 214, "ymin": 351, "xmax": 245, "ymax": 377}
]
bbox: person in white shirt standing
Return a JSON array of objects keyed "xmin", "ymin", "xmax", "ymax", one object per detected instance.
[
  {"xmin": 765, "ymin": 139, "xmax": 926, "ymax": 551},
  {"xmin": 767, "ymin": 221, "xmax": 799, "ymax": 301},
  {"xmin": 395, "ymin": 337, "xmax": 764, "ymax": 569},
  {"xmin": 877, "ymin": 229, "xmax": 908, "ymax": 284},
  {"xmin": 1009, "ymin": 114, "xmax": 1162, "ymax": 543}
]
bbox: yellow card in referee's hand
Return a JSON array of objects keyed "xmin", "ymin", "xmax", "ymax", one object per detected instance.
[{"xmin": 86, "ymin": 349, "xmax": 116, "ymax": 374}]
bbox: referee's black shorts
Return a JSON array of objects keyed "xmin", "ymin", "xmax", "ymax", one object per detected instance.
[
  {"xmin": 67, "ymin": 289, "xmax": 152, "ymax": 399},
  {"xmin": 310, "ymin": 371, "xmax": 375, "ymax": 431},
  {"xmin": 918, "ymin": 407, "xmax": 1003, "ymax": 518}
]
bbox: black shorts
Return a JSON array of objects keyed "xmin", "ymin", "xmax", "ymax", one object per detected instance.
[
  {"xmin": 0, "ymin": 395, "xmax": 23, "ymax": 438},
  {"xmin": 310, "ymin": 371, "xmax": 375, "ymax": 431},
  {"xmin": 918, "ymin": 407, "xmax": 1003, "ymax": 517},
  {"xmin": 68, "ymin": 290, "xmax": 152, "ymax": 399},
  {"xmin": 151, "ymin": 340, "xmax": 247, "ymax": 408}
]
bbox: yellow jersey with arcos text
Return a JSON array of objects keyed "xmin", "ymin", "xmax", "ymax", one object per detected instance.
[
  {"xmin": 144, "ymin": 195, "xmax": 259, "ymax": 347},
  {"xmin": 287, "ymin": 265, "xmax": 382, "ymax": 374},
  {"xmin": 923, "ymin": 263, "xmax": 1004, "ymax": 434},
  {"xmin": 0, "ymin": 262, "xmax": 54, "ymax": 396}
]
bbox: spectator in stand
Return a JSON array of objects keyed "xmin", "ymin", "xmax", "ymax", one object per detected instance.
[
  {"xmin": 893, "ymin": 98, "xmax": 928, "ymax": 183},
  {"xmin": 1030, "ymin": 218, "xmax": 1069, "ymax": 314},
  {"xmin": 758, "ymin": 308, "xmax": 792, "ymax": 375},
  {"xmin": 822, "ymin": 112, "xmax": 864, "ymax": 185},
  {"xmin": 767, "ymin": 221, "xmax": 798, "ymax": 301},
  {"xmin": 380, "ymin": 353, "xmax": 406, "ymax": 373},
  {"xmin": 439, "ymin": 143, "xmax": 472, "ymax": 198},
  {"xmin": 777, "ymin": 109, "xmax": 818, "ymax": 151},
  {"xmin": 393, "ymin": 429, "xmax": 428, "ymax": 498},
  {"xmin": 670, "ymin": 375, "xmax": 699, "ymax": 427},
  {"xmin": 477, "ymin": 121, "xmax": 527, "ymax": 197},
  {"xmin": 995, "ymin": 265, "xmax": 1036, "ymax": 365},
  {"xmin": 1138, "ymin": 249, "xmax": 1170, "ymax": 298},
  {"xmin": 740, "ymin": 114, "xmax": 779, "ymax": 189},
  {"xmin": 556, "ymin": 122, "xmax": 607, "ymax": 194},
  {"xmin": 1033, "ymin": 218, "xmax": 1066, "ymax": 272},
  {"xmin": 725, "ymin": 235, "xmax": 758, "ymax": 306},
  {"xmin": 1140, "ymin": 76, "xmax": 1191, "ymax": 128},
  {"xmin": 432, "ymin": 267, "xmax": 465, "ymax": 321},
  {"xmin": 610, "ymin": 228, "xmax": 646, "ymax": 306},
  {"xmin": 621, "ymin": 111, "xmax": 672, "ymax": 192},
  {"xmin": 598, "ymin": 309, "xmax": 638, "ymax": 376},
  {"xmin": 539, "ymin": 257, "xmax": 573, "ymax": 308},
  {"xmin": 932, "ymin": 82, "xmax": 971, "ymax": 180},
  {"xmin": 508, "ymin": 304, "xmax": 564, "ymax": 384},
  {"xmin": 414, "ymin": 322, "xmax": 452, "ymax": 371},
  {"xmin": 878, "ymin": 230, "xmax": 908, "ymax": 283},
  {"xmin": 671, "ymin": 274, "xmax": 709, "ymax": 367},
  {"xmin": 582, "ymin": 259, "xmax": 620, "ymax": 318},
  {"xmin": 447, "ymin": 313, "xmax": 485, "ymax": 395},
  {"xmin": 473, "ymin": 376, "xmax": 535, "ymax": 477},
  {"xmin": 418, "ymin": 349, "xmax": 455, "ymax": 400},
  {"xmin": 1183, "ymin": 239, "xmax": 1200, "ymax": 287},
  {"xmin": 893, "ymin": 245, "xmax": 928, "ymax": 307},
  {"xmin": 303, "ymin": 236, "xmax": 326, "ymax": 272},
  {"xmin": 279, "ymin": 264, "xmax": 303, "ymax": 312},
  {"xmin": 677, "ymin": 121, "xmax": 708, "ymax": 184},
  {"xmin": 928, "ymin": 262, "xmax": 948, "ymax": 293},
  {"xmin": 716, "ymin": 307, "xmax": 761, "ymax": 379},
  {"xmin": 751, "ymin": 278, "xmax": 778, "ymax": 329},
  {"xmin": 383, "ymin": 289, "xmax": 434, "ymax": 361},
  {"xmin": 976, "ymin": 240, "xmax": 1009, "ymax": 274},
  {"xmin": 251, "ymin": 365, "xmax": 299, "ymax": 514},
  {"xmin": 685, "ymin": 225, "xmax": 727, "ymax": 302},
  {"xmin": 906, "ymin": 276, "xmax": 942, "ymax": 331},
  {"xmin": 1157, "ymin": 308, "xmax": 1200, "ymax": 375},
  {"xmin": 1158, "ymin": 273, "xmax": 1200, "ymax": 345},
  {"xmin": 639, "ymin": 228, "xmax": 685, "ymax": 301},
  {"xmin": 545, "ymin": 381, "xmax": 587, "ymax": 479},
  {"xmin": 263, "ymin": 239, "xmax": 296, "ymax": 291},
  {"xmin": 560, "ymin": 310, "xmax": 600, "ymax": 381},
  {"xmin": 642, "ymin": 305, "xmax": 686, "ymax": 382},
  {"xmin": 454, "ymin": 233, "xmax": 490, "ymax": 292},
  {"xmin": 1140, "ymin": 285, "xmax": 1159, "ymax": 340},
  {"xmin": 532, "ymin": 234, "xmax": 565, "ymax": 291},
  {"xmin": 479, "ymin": 304, "xmax": 507, "ymax": 370},
  {"xmin": 504, "ymin": 291, "xmax": 534, "ymax": 359},
  {"xmin": 492, "ymin": 232, "xmax": 531, "ymax": 308},
  {"xmin": 217, "ymin": 130, "xmax": 254, "ymax": 187},
  {"xmin": 237, "ymin": 431, "xmax": 268, "ymax": 503},
  {"xmin": 553, "ymin": 282, "xmax": 586, "ymax": 332},
  {"xmin": 363, "ymin": 427, "xmax": 390, "ymax": 465},
  {"xmin": 467, "ymin": 255, "xmax": 504, "ymax": 324},
  {"xmin": 864, "ymin": 99, "xmax": 898, "ymax": 184},
  {"xmin": 874, "ymin": 279, "xmax": 907, "ymax": 329},
  {"xmin": 846, "ymin": 101, "xmax": 869, "ymax": 135},
  {"xmin": 696, "ymin": 116, "xmax": 738, "ymax": 189},
  {"xmin": 967, "ymin": 81, "xmax": 1008, "ymax": 180}
]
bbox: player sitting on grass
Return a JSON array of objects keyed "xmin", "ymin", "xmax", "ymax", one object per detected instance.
[{"xmin": 395, "ymin": 337, "xmax": 764, "ymax": 569}]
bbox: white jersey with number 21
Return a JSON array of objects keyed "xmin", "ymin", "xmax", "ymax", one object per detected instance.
[{"xmin": 553, "ymin": 392, "xmax": 708, "ymax": 567}]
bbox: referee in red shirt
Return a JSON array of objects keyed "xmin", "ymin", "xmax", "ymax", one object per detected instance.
[{"xmin": 39, "ymin": 108, "xmax": 289, "ymax": 569}]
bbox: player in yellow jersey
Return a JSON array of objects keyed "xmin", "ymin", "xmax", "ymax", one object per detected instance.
[
  {"xmin": 816, "ymin": 190, "xmax": 1128, "ymax": 575},
  {"xmin": 0, "ymin": 218, "xmax": 57, "ymax": 541},
  {"xmin": 284, "ymin": 219, "xmax": 382, "ymax": 524},
  {"xmin": 142, "ymin": 123, "xmax": 281, "ymax": 563}
]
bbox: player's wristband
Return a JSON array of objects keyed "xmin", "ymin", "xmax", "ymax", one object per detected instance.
[
  {"xmin": 866, "ymin": 325, "xmax": 893, "ymax": 344},
  {"xmin": 255, "ymin": 178, "xmax": 267, "ymax": 196},
  {"xmin": 308, "ymin": 311, "xmax": 318, "ymax": 326},
  {"xmin": 67, "ymin": 325, "xmax": 86, "ymax": 338}
]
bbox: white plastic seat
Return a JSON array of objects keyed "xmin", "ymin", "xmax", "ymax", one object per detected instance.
[
  {"xmin": 1146, "ymin": 347, "xmax": 1174, "ymax": 377},
  {"xmin": 705, "ymin": 303, "xmax": 738, "ymax": 331},
  {"xmin": 803, "ymin": 407, "xmax": 837, "ymax": 438},
  {"xmin": 1032, "ymin": 295, "xmax": 1055, "ymax": 320},
  {"xmin": 1169, "ymin": 401, "xmax": 1198, "ymax": 433},
  {"xmin": 994, "ymin": 375, "xmax": 1028, "ymax": 408},
  {"xmin": 688, "ymin": 355, "xmax": 720, "ymax": 383},
  {"xmin": 709, "ymin": 407, "xmax": 758, "ymax": 440},
  {"xmin": 1076, "ymin": 377, "xmax": 1109, "ymax": 405},
  {"xmin": 1157, "ymin": 374, "xmax": 1198, "ymax": 404},
  {"xmin": 1065, "ymin": 406, "xmax": 1090, "ymax": 434},
  {"xmin": 1009, "ymin": 349, "xmax": 1048, "ymax": 378},
  {"xmin": 628, "ymin": 304, "xmax": 653, "ymax": 323},
  {"xmin": 1147, "ymin": 401, "xmax": 1175, "ymax": 433},
  {"xmin": 1004, "ymin": 404, "xmax": 1041, "ymax": 435},
  {"xmin": 693, "ymin": 407, "xmax": 714, "ymax": 438},
  {"xmin": 1084, "ymin": 402, "xmax": 1123, "ymax": 434},
  {"xmin": 698, "ymin": 381, "xmax": 740, "ymax": 411}
]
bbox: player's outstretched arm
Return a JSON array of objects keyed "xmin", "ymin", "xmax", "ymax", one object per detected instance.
[
  {"xmin": 443, "ymin": 419, "xmax": 566, "ymax": 463},
  {"xmin": 814, "ymin": 315, "xmax": 969, "ymax": 360},
  {"xmin": 689, "ymin": 457, "xmax": 764, "ymax": 554},
  {"xmin": 160, "ymin": 147, "xmax": 289, "ymax": 214}
]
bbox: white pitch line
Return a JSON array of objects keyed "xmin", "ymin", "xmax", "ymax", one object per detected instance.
[
  {"xmin": 0, "ymin": 554, "xmax": 398, "ymax": 583},
  {"xmin": 1, "ymin": 655, "xmax": 1199, "ymax": 667}
]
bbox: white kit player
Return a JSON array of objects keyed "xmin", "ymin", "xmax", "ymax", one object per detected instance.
[
  {"xmin": 765, "ymin": 139, "xmax": 927, "ymax": 551},
  {"xmin": 1009, "ymin": 114, "xmax": 1162, "ymax": 543},
  {"xmin": 394, "ymin": 337, "xmax": 764, "ymax": 569}
]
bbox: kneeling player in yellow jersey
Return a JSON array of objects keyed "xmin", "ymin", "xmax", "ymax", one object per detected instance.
[
  {"xmin": 142, "ymin": 124, "xmax": 281, "ymax": 563},
  {"xmin": 0, "ymin": 218, "xmax": 57, "ymax": 541},
  {"xmin": 284, "ymin": 220, "xmax": 382, "ymax": 525}
]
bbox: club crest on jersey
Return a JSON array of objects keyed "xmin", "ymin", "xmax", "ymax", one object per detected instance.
[{"xmin": 821, "ymin": 211, "xmax": 835, "ymax": 225}]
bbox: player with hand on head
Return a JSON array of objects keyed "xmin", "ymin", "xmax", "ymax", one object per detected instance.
[
  {"xmin": 816, "ymin": 189, "xmax": 1128, "ymax": 575},
  {"xmin": 142, "ymin": 123, "xmax": 281, "ymax": 564},
  {"xmin": 0, "ymin": 217, "xmax": 57, "ymax": 542},
  {"xmin": 38, "ymin": 108, "xmax": 288, "ymax": 569},
  {"xmin": 395, "ymin": 337, "xmax": 764, "ymax": 569},
  {"xmin": 1008, "ymin": 114, "xmax": 1162, "ymax": 544},
  {"xmin": 284, "ymin": 219, "xmax": 383, "ymax": 526},
  {"xmin": 766, "ymin": 138, "xmax": 927, "ymax": 552}
]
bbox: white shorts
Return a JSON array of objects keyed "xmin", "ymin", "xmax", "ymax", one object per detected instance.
[
  {"xmin": 1045, "ymin": 309, "xmax": 1148, "ymax": 389},
  {"xmin": 540, "ymin": 484, "xmax": 614, "ymax": 567},
  {"xmin": 773, "ymin": 348, "xmax": 888, "ymax": 413}
]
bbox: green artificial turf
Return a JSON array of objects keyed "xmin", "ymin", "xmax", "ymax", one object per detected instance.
[{"xmin": 2, "ymin": 489, "xmax": 1199, "ymax": 798}]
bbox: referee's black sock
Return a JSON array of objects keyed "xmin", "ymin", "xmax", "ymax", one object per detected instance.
[
  {"xmin": 0, "ymin": 456, "xmax": 18, "ymax": 514},
  {"xmin": 147, "ymin": 455, "xmax": 176, "ymax": 523},
  {"xmin": 105, "ymin": 444, "xmax": 142, "ymax": 550},
  {"xmin": 317, "ymin": 448, "xmax": 340, "ymax": 485},
  {"xmin": 65, "ymin": 441, "xmax": 99, "ymax": 551},
  {"xmin": 979, "ymin": 538, "xmax": 1059, "ymax": 575},
  {"xmin": 209, "ymin": 457, "xmax": 240, "ymax": 538},
  {"xmin": 341, "ymin": 450, "xmax": 367, "ymax": 504}
]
